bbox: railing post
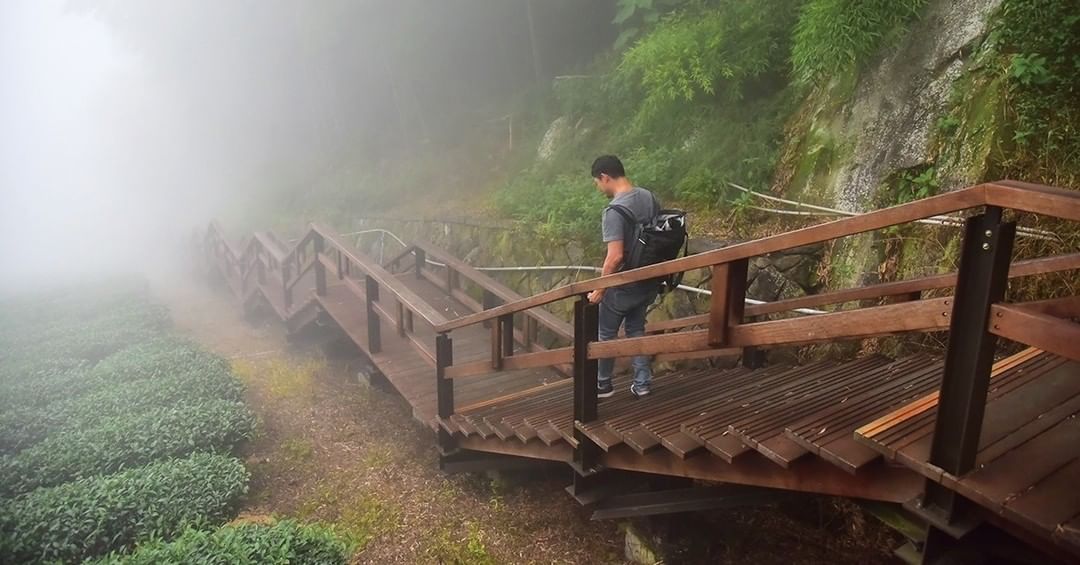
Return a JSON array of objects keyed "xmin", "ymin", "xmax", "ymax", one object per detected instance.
[
  {"xmin": 415, "ymin": 248, "xmax": 426, "ymax": 280},
  {"xmin": 919, "ymin": 207, "xmax": 1015, "ymax": 555},
  {"xmin": 482, "ymin": 290, "xmax": 497, "ymax": 329},
  {"xmin": 708, "ymin": 258, "xmax": 748, "ymax": 347},
  {"xmin": 336, "ymin": 249, "xmax": 344, "ymax": 280},
  {"xmin": 365, "ymin": 275, "xmax": 382, "ymax": 354},
  {"xmin": 312, "ymin": 234, "xmax": 327, "ymax": 296},
  {"xmin": 491, "ymin": 313, "xmax": 514, "ymax": 370},
  {"xmin": 572, "ymin": 296, "xmax": 601, "ymax": 474},
  {"xmin": 500, "ymin": 314, "xmax": 515, "ymax": 360},
  {"xmin": 523, "ymin": 316, "xmax": 535, "ymax": 352},
  {"xmin": 445, "ymin": 266, "xmax": 456, "ymax": 295},
  {"xmin": 396, "ymin": 300, "xmax": 406, "ymax": 337},
  {"xmin": 282, "ymin": 263, "xmax": 293, "ymax": 311},
  {"xmin": 436, "ymin": 333, "xmax": 456, "ymax": 454},
  {"xmin": 257, "ymin": 254, "xmax": 266, "ymax": 285}
]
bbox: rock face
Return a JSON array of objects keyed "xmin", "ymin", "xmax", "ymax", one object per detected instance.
[
  {"xmin": 783, "ymin": 0, "xmax": 1002, "ymax": 211},
  {"xmin": 536, "ymin": 116, "xmax": 571, "ymax": 162}
]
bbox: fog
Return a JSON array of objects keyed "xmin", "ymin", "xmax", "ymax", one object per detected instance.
[{"xmin": 0, "ymin": 0, "xmax": 615, "ymax": 293}]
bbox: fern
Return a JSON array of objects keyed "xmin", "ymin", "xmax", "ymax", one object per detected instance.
[{"xmin": 792, "ymin": 0, "xmax": 928, "ymax": 84}]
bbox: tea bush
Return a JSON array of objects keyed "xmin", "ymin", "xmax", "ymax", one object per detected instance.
[
  {"xmin": 0, "ymin": 453, "xmax": 249, "ymax": 564},
  {"xmin": 0, "ymin": 339, "xmax": 243, "ymax": 454},
  {"xmin": 0, "ymin": 397, "xmax": 255, "ymax": 496},
  {"xmin": 91, "ymin": 520, "xmax": 350, "ymax": 565}
]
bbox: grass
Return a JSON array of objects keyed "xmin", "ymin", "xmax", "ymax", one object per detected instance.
[
  {"xmin": 232, "ymin": 357, "xmax": 325, "ymax": 402},
  {"xmin": 280, "ymin": 437, "xmax": 315, "ymax": 463},
  {"xmin": 426, "ymin": 522, "xmax": 497, "ymax": 565},
  {"xmin": 297, "ymin": 480, "xmax": 398, "ymax": 553}
]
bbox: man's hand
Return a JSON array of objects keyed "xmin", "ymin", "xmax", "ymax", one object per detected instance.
[{"xmin": 587, "ymin": 289, "xmax": 605, "ymax": 304}]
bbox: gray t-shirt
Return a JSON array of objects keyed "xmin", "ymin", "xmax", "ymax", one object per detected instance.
[
  {"xmin": 601, "ymin": 187, "xmax": 660, "ymax": 293},
  {"xmin": 602, "ymin": 187, "xmax": 659, "ymax": 243}
]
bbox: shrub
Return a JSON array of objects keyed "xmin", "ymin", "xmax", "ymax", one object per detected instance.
[
  {"xmin": 494, "ymin": 172, "xmax": 608, "ymax": 244},
  {"xmin": 988, "ymin": 0, "xmax": 1080, "ymax": 184},
  {"xmin": 792, "ymin": 0, "xmax": 928, "ymax": 83},
  {"xmin": 0, "ymin": 398, "xmax": 255, "ymax": 496},
  {"xmin": 0, "ymin": 453, "xmax": 249, "ymax": 564},
  {"xmin": 617, "ymin": 0, "xmax": 797, "ymax": 129},
  {"xmin": 0, "ymin": 339, "xmax": 243, "ymax": 454},
  {"xmin": 90, "ymin": 520, "xmax": 350, "ymax": 565}
]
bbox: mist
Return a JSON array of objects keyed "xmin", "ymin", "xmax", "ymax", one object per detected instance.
[{"xmin": 0, "ymin": 0, "xmax": 615, "ymax": 293}]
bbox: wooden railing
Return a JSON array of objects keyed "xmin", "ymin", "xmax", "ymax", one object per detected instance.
[
  {"xmin": 383, "ymin": 240, "xmax": 576, "ymax": 377},
  {"xmin": 429, "ymin": 180, "xmax": 1080, "ymax": 528},
  {"xmin": 205, "ymin": 222, "xmax": 448, "ymax": 364},
  {"xmin": 205, "ymin": 180, "xmax": 1080, "ymax": 536}
]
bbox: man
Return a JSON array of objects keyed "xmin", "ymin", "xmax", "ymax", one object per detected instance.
[{"xmin": 587, "ymin": 155, "xmax": 660, "ymax": 398}]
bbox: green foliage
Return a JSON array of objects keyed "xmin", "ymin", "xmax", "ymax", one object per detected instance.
[
  {"xmin": 792, "ymin": 0, "xmax": 928, "ymax": 83},
  {"xmin": 494, "ymin": 173, "xmax": 608, "ymax": 245},
  {"xmin": 986, "ymin": 0, "xmax": 1080, "ymax": 184},
  {"xmin": 91, "ymin": 520, "xmax": 350, "ymax": 565},
  {"xmin": 0, "ymin": 397, "xmax": 255, "ymax": 496},
  {"xmin": 0, "ymin": 453, "xmax": 249, "ymax": 564},
  {"xmin": 617, "ymin": 0, "xmax": 797, "ymax": 129},
  {"xmin": 0, "ymin": 287, "xmax": 168, "ymax": 375},
  {"xmin": 895, "ymin": 166, "xmax": 939, "ymax": 204},
  {"xmin": 0, "ymin": 339, "xmax": 242, "ymax": 454}
]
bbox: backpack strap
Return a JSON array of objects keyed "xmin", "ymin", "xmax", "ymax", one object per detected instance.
[{"xmin": 605, "ymin": 203, "xmax": 638, "ymax": 227}]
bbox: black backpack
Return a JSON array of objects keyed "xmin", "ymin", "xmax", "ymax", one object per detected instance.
[{"xmin": 606, "ymin": 201, "xmax": 689, "ymax": 293}]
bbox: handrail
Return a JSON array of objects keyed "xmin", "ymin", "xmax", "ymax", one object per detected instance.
[
  {"xmin": 410, "ymin": 239, "xmax": 574, "ymax": 342},
  {"xmin": 206, "ymin": 221, "xmax": 449, "ymax": 329},
  {"xmin": 645, "ymin": 251, "xmax": 1080, "ymax": 334},
  {"xmin": 435, "ymin": 181, "xmax": 1080, "ymax": 333},
  {"xmin": 310, "ymin": 224, "xmax": 449, "ymax": 328}
]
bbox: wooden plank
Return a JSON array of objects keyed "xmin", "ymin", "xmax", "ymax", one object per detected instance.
[
  {"xmin": 990, "ymin": 304, "xmax": 1080, "ymax": 362},
  {"xmin": 662, "ymin": 431, "xmax": 706, "ymax": 459},
  {"xmin": 956, "ymin": 415, "xmax": 1080, "ymax": 512},
  {"xmin": 1008, "ymin": 296, "xmax": 1080, "ymax": 318},
  {"xmin": 589, "ymin": 297, "xmax": 953, "ymax": 359},
  {"xmin": 744, "ymin": 253, "xmax": 1080, "ymax": 318},
  {"xmin": 1002, "ymin": 457, "xmax": 1080, "ymax": 533},
  {"xmin": 985, "ymin": 180, "xmax": 1080, "ymax": 223},
  {"xmin": 444, "ymin": 347, "xmax": 573, "ymax": 379},
  {"xmin": 855, "ymin": 348, "xmax": 1042, "ymax": 440}
]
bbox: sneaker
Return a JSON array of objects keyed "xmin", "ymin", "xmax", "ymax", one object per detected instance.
[
  {"xmin": 597, "ymin": 381, "xmax": 615, "ymax": 399},
  {"xmin": 630, "ymin": 383, "xmax": 651, "ymax": 397}
]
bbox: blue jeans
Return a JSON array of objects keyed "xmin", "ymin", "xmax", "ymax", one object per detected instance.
[{"xmin": 597, "ymin": 285, "xmax": 658, "ymax": 388}]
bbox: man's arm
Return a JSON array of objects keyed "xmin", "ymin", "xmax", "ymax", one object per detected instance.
[{"xmin": 587, "ymin": 239, "xmax": 623, "ymax": 304}]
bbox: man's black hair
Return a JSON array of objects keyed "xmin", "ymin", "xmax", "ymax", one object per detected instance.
[{"xmin": 591, "ymin": 155, "xmax": 626, "ymax": 179}]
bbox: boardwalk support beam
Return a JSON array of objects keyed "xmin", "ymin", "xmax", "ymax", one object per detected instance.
[
  {"xmin": 365, "ymin": 276, "xmax": 382, "ymax": 354},
  {"xmin": 918, "ymin": 207, "xmax": 1016, "ymax": 561},
  {"xmin": 436, "ymin": 333, "xmax": 456, "ymax": 456},
  {"xmin": 572, "ymin": 296, "xmax": 601, "ymax": 479},
  {"xmin": 313, "ymin": 234, "xmax": 327, "ymax": 296},
  {"xmin": 414, "ymin": 248, "xmax": 426, "ymax": 280}
]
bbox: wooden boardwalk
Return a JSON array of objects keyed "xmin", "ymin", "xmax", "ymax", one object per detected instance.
[{"xmin": 205, "ymin": 180, "xmax": 1080, "ymax": 563}]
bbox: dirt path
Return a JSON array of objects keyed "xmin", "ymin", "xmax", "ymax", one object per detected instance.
[
  {"xmin": 153, "ymin": 274, "xmax": 624, "ymax": 564},
  {"xmin": 152, "ymin": 272, "xmax": 900, "ymax": 564}
]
